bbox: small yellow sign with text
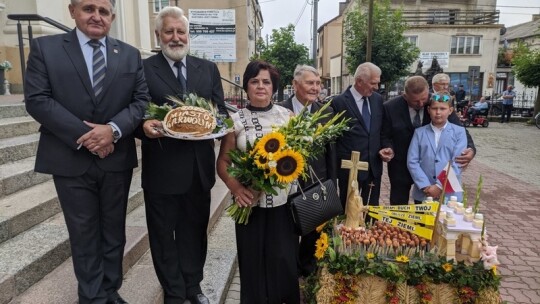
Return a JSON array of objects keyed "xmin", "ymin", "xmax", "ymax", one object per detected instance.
[
  {"xmin": 368, "ymin": 202, "xmax": 439, "ymax": 213},
  {"xmin": 368, "ymin": 213, "xmax": 434, "ymax": 240},
  {"xmin": 375, "ymin": 209, "xmax": 435, "ymax": 225}
]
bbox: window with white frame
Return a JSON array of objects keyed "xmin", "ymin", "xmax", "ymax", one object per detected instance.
[
  {"xmin": 404, "ymin": 35, "xmax": 418, "ymax": 47},
  {"xmin": 154, "ymin": 0, "xmax": 169, "ymax": 13},
  {"xmin": 451, "ymin": 36, "xmax": 481, "ymax": 55}
]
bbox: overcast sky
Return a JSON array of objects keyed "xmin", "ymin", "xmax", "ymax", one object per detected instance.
[{"xmin": 259, "ymin": 0, "xmax": 539, "ymax": 52}]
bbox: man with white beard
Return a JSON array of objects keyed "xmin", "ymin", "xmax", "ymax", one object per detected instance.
[{"xmin": 138, "ymin": 6, "xmax": 227, "ymax": 304}]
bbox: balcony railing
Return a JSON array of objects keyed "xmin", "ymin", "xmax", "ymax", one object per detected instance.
[{"xmin": 399, "ymin": 10, "xmax": 500, "ymax": 26}]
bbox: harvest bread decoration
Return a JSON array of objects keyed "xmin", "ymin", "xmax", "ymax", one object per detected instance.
[{"xmin": 163, "ymin": 105, "xmax": 217, "ymax": 136}]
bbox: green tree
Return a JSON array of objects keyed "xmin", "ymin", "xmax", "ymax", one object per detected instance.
[
  {"xmin": 253, "ymin": 24, "xmax": 310, "ymax": 101},
  {"xmin": 343, "ymin": 0, "xmax": 419, "ymax": 90},
  {"xmin": 511, "ymin": 41, "xmax": 540, "ymax": 117}
]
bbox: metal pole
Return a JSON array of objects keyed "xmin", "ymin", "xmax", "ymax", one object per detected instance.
[
  {"xmin": 312, "ymin": 0, "xmax": 318, "ymax": 67},
  {"xmin": 366, "ymin": 0, "xmax": 374, "ymax": 62},
  {"xmin": 27, "ymin": 21, "xmax": 33, "ymax": 41},
  {"xmin": 16, "ymin": 21, "xmax": 26, "ymax": 90}
]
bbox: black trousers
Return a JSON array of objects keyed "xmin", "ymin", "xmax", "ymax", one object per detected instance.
[
  {"xmin": 53, "ymin": 162, "xmax": 133, "ymax": 304},
  {"xmin": 388, "ymin": 174, "xmax": 414, "ymax": 205},
  {"xmin": 297, "ymin": 230, "xmax": 320, "ymax": 277},
  {"xmin": 236, "ymin": 205, "xmax": 300, "ymax": 304},
  {"xmin": 144, "ymin": 177, "xmax": 210, "ymax": 304},
  {"xmin": 501, "ymin": 104, "xmax": 513, "ymax": 122}
]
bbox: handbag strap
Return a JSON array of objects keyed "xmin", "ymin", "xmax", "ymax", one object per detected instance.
[
  {"xmin": 308, "ymin": 165, "xmax": 325, "ymax": 190},
  {"xmin": 296, "ymin": 166, "xmax": 328, "ymax": 201}
]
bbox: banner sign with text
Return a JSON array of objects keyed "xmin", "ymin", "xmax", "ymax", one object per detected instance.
[
  {"xmin": 189, "ymin": 9, "xmax": 236, "ymax": 62},
  {"xmin": 369, "ymin": 213, "xmax": 434, "ymax": 240},
  {"xmin": 369, "ymin": 202, "xmax": 439, "ymax": 213},
  {"xmin": 375, "ymin": 209, "xmax": 435, "ymax": 225}
]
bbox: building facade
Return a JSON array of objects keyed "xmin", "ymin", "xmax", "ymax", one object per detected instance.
[
  {"xmin": 0, "ymin": 0, "xmax": 262, "ymax": 96},
  {"xmin": 317, "ymin": 0, "xmax": 502, "ymax": 101},
  {"xmin": 497, "ymin": 15, "xmax": 540, "ymax": 108}
]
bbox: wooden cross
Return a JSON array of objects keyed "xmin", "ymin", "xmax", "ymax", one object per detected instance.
[{"xmin": 341, "ymin": 151, "xmax": 369, "ymax": 196}]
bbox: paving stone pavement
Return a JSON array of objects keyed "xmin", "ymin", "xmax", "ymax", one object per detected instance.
[{"xmin": 224, "ymin": 121, "xmax": 540, "ymax": 304}]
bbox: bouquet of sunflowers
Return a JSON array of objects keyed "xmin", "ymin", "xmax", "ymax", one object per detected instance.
[{"xmin": 226, "ymin": 102, "xmax": 350, "ymax": 224}]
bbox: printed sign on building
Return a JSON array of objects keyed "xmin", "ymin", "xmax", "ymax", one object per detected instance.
[
  {"xmin": 189, "ymin": 9, "xmax": 236, "ymax": 62},
  {"xmin": 419, "ymin": 52, "xmax": 449, "ymax": 69}
]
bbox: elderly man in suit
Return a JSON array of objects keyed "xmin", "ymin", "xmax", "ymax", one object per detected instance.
[
  {"xmin": 139, "ymin": 6, "xmax": 227, "ymax": 304},
  {"xmin": 277, "ymin": 64, "xmax": 336, "ymax": 278},
  {"xmin": 24, "ymin": 0, "xmax": 148, "ymax": 303},
  {"xmin": 380, "ymin": 76, "xmax": 475, "ymax": 205},
  {"xmin": 332, "ymin": 62, "xmax": 385, "ymax": 211}
]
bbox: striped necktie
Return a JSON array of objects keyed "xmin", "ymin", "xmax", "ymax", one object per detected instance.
[
  {"xmin": 173, "ymin": 61, "xmax": 187, "ymax": 93},
  {"xmin": 88, "ymin": 39, "xmax": 106, "ymax": 96}
]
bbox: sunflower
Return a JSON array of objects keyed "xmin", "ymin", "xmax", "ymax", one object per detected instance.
[
  {"xmin": 442, "ymin": 262, "xmax": 453, "ymax": 273},
  {"xmin": 254, "ymin": 132, "xmax": 286, "ymax": 158},
  {"xmin": 273, "ymin": 149, "xmax": 305, "ymax": 183},
  {"xmin": 253, "ymin": 153, "xmax": 269, "ymax": 169},
  {"xmin": 315, "ymin": 232, "xmax": 329, "ymax": 260},
  {"xmin": 395, "ymin": 255, "xmax": 410, "ymax": 263}
]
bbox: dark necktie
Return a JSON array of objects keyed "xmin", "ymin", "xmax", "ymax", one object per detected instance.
[
  {"xmin": 88, "ymin": 40, "xmax": 106, "ymax": 97},
  {"xmin": 173, "ymin": 61, "xmax": 187, "ymax": 93},
  {"xmin": 361, "ymin": 96, "xmax": 370, "ymax": 132},
  {"xmin": 413, "ymin": 109, "xmax": 421, "ymax": 128}
]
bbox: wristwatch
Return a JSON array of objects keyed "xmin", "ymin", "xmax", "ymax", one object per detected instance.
[{"xmin": 108, "ymin": 123, "xmax": 121, "ymax": 143}]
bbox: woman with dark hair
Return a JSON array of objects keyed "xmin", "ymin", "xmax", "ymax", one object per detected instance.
[{"xmin": 217, "ymin": 60, "xmax": 300, "ymax": 303}]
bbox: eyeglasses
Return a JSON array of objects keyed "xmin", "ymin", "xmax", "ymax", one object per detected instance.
[{"xmin": 431, "ymin": 94, "xmax": 451, "ymax": 103}]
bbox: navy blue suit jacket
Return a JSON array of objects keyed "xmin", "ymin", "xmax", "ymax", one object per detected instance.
[{"xmin": 331, "ymin": 86, "xmax": 384, "ymax": 181}]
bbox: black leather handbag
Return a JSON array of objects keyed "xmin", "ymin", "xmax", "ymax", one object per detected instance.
[{"xmin": 288, "ymin": 178, "xmax": 343, "ymax": 236}]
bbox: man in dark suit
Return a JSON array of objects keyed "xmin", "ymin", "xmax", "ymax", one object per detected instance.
[
  {"xmin": 139, "ymin": 7, "xmax": 227, "ymax": 304},
  {"xmin": 24, "ymin": 1, "xmax": 148, "ymax": 303},
  {"xmin": 277, "ymin": 65, "xmax": 336, "ymax": 278},
  {"xmin": 380, "ymin": 76, "xmax": 476, "ymax": 205},
  {"xmin": 332, "ymin": 62, "xmax": 384, "ymax": 211}
]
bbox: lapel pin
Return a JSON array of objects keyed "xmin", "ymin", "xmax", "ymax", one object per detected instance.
[{"xmin": 113, "ymin": 49, "xmax": 118, "ymax": 54}]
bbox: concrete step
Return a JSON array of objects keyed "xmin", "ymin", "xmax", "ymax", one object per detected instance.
[
  {"xmin": 7, "ymin": 203, "xmax": 149, "ymax": 304},
  {"xmin": 0, "ymin": 104, "xmax": 27, "ymax": 119},
  {"xmin": 0, "ymin": 172, "xmax": 144, "ymax": 304},
  {"xmin": 0, "ymin": 143, "xmax": 143, "ymax": 199},
  {"xmin": 6, "ymin": 173, "xmax": 233, "ymax": 304},
  {"xmin": 120, "ymin": 211, "xmax": 238, "ymax": 304},
  {"xmin": 0, "ymin": 156, "xmax": 51, "ymax": 199},
  {"xmin": 0, "ymin": 180, "xmax": 60, "ymax": 244},
  {"xmin": 0, "ymin": 117, "xmax": 39, "ymax": 140},
  {"xmin": 0, "ymin": 134, "xmax": 39, "ymax": 166}
]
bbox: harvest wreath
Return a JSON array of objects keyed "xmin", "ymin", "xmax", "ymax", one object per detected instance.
[
  {"xmin": 145, "ymin": 93, "xmax": 233, "ymax": 139},
  {"xmin": 303, "ymin": 175, "xmax": 502, "ymax": 304}
]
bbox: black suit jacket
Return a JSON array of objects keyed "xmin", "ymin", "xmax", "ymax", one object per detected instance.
[
  {"xmin": 24, "ymin": 30, "xmax": 148, "ymax": 176},
  {"xmin": 276, "ymin": 97, "xmax": 337, "ymax": 187},
  {"xmin": 140, "ymin": 53, "xmax": 226, "ymax": 194},
  {"xmin": 381, "ymin": 94, "xmax": 476, "ymax": 187},
  {"xmin": 331, "ymin": 86, "xmax": 384, "ymax": 181}
]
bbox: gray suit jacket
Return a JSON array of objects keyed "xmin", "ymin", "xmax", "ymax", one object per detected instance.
[{"xmin": 24, "ymin": 30, "xmax": 149, "ymax": 176}]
